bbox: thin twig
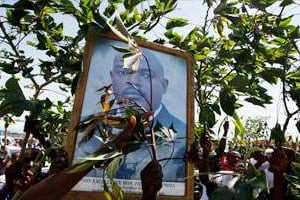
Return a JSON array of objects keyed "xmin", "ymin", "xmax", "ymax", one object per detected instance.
[
  {"xmin": 33, "ymin": 72, "xmax": 66, "ymax": 99},
  {"xmin": 205, "ymin": 68, "xmax": 235, "ymax": 98}
]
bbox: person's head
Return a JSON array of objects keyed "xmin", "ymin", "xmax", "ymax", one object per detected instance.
[
  {"xmin": 249, "ymin": 150, "xmax": 268, "ymax": 169},
  {"xmin": 228, "ymin": 150, "xmax": 242, "ymax": 167},
  {"xmin": 110, "ymin": 49, "xmax": 168, "ymax": 111}
]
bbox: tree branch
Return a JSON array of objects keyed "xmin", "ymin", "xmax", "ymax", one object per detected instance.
[
  {"xmin": 196, "ymin": 61, "xmax": 204, "ymax": 105},
  {"xmin": 0, "ymin": 20, "xmax": 39, "ymax": 90},
  {"xmin": 282, "ymin": 109, "xmax": 300, "ymax": 134},
  {"xmin": 144, "ymin": 16, "xmax": 161, "ymax": 34},
  {"xmin": 205, "ymin": 68, "xmax": 235, "ymax": 98},
  {"xmin": 0, "ymin": 21, "xmax": 19, "ymax": 55},
  {"xmin": 33, "ymin": 72, "xmax": 66, "ymax": 100},
  {"xmin": 282, "ymin": 65, "xmax": 291, "ymax": 116},
  {"xmin": 203, "ymin": 7, "xmax": 210, "ymax": 34}
]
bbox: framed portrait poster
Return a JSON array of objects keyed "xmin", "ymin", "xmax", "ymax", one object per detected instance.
[{"xmin": 66, "ymin": 26, "xmax": 194, "ymax": 200}]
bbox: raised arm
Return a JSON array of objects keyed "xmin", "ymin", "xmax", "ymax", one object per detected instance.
[{"xmin": 218, "ymin": 121, "xmax": 229, "ymax": 156}]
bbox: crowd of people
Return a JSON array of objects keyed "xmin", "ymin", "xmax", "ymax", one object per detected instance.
[
  {"xmin": 0, "ymin": 144, "xmax": 69, "ymax": 199},
  {"xmin": 0, "ymin": 119, "xmax": 297, "ymax": 200},
  {"xmin": 186, "ymin": 121, "xmax": 299, "ymax": 200},
  {"xmin": 0, "ymin": 114, "xmax": 165, "ymax": 200}
]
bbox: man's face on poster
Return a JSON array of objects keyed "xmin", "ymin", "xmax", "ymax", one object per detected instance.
[{"xmin": 110, "ymin": 52, "xmax": 169, "ymax": 111}]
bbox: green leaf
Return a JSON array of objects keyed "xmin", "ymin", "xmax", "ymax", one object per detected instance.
[
  {"xmin": 104, "ymin": 191, "xmax": 113, "ymax": 200},
  {"xmin": 258, "ymin": 70, "xmax": 278, "ymax": 84},
  {"xmin": 0, "ymin": 62, "xmax": 20, "ymax": 74},
  {"xmin": 107, "ymin": 23, "xmax": 129, "ymax": 42},
  {"xmin": 213, "ymin": 1, "xmax": 227, "ymax": 14},
  {"xmin": 249, "ymin": 0, "xmax": 277, "ymax": 10},
  {"xmin": 164, "ymin": 30, "xmax": 182, "ymax": 46},
  {"xmin": 111, "ymin": 45, "xmax": 131, "ymax": 53},
  {"xmin": 211, "ymin": 187, "xmax": 235, "ymax": 200},
  {"xmin": 238, "ymin": 165, "xmax": 268, "ymax": 198},
  {"xmin": 79, "ymin": 150, "xmax": 122, "ymax": 161},
  {"xmin": 0, "ymin": 102, "xmax": 14, "ymax": 118},
  {"xmin": 94, "ymin": 11, "xmax": 107, "ymax": 28},
  {"xmin": 216, "ymin": 18, "xmax": 224, "ymax": 37},
  {"xmin": 5, "ymin": 77, "xmax": 25, "ymax": 99},
  {"xmin": 233, "ymin": 112, "xmax": 245, "ymax": 138},
  {"xmin": 67, "ymin": 160, "xmax": 97, "ymax": 174},
  {"xmin": 194, "ymin": 54, "xmax": 207, "ymax": 61},
  {"xmin": 220, "ymin": 88, "xmax": 237, "ymax": 116},
  {"xmin": 199, "ymin": 105, "xmax": 215, "ymax": 128},
  {"xmin": 289, "ymin": 88, "xmax": 300, "ymax": 108},
  {"xmin": 104, "ymin": 4, "xmax": 116, "ymax": 18},
  {"xmin": 157, "ymin": 0, "xmax": 177, "ymax": 14},
  {"xmin": 211, "ymin": 103, "xmax": 221, "ymax": 115},
  {"xmin": 124, "ymin": 0, "xmax": 144, "ymax": 10},
  {"xmin": 279, "ymin": 16, "xmax": 293, "ymax": 28},
  {"xmin": 166, "ymin": 17, "xmax": 188, "ymax": 29},
  {"xmin": 223, "ymin": 14, "xmax": 240, "ymax": 24},
  {"xmin": 58, "ymin": 0, "xmax": 76, "ymax": 13},
  {"xmin": 106, "ymin": 156, "xmax": 122, "ymax": 181},
  {"xmin": 112, "ymin": 181, "xmax": 124, "ymax": 200},
  {"xmin": 229, "ymin": 75, "xmax": 249, "ymax": 92},
  {"xmin": 0, "ymin": 77, "xmax": 28, "ymax": 117},
  {"xmin": 245, "ymin": 97, "xmax": 266, "ymax": 107}
]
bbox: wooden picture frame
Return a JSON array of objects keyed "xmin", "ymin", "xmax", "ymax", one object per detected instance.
[{"xmin": 65, "ymin": 26, "xmax": 194, "ymax": 200}]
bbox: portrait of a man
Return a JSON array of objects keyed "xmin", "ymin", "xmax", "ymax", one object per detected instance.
[{"xmin": 71, "ymin": 35, "xmax": 192, "ymax": 196}]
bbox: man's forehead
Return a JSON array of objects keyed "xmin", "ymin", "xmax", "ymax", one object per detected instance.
[{"xmin": 113, "ymin": 51, "xmax": 164, "ymax": 74}]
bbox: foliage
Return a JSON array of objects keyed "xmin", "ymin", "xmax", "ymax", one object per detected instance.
[
  {"xmin": 210, "ymin": 166, "xmax": 268, "ymax": 200},
  {"xmin": 0, "ymin": 0, "xmax": 299, "ymax": 143},
  {"xmin": 285, "ymin": 153, "xmax": 300, "ymax": 199},
  {"xmin": 0, "ymin": 0, "xmax": 88, "ymax": 149},
  {"xmin": 244, "ymin": 116, "xmax": 269, "ymax": 141}
]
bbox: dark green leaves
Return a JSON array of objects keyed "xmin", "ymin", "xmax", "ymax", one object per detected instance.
[
  {"xmin": 4, "ymin": 77, "xmax": 25, "ymax": 100},
  {"xmin": 233, "ymin": 112, "xmax": 245, "ymax": 138},
  {"xmin": 36, "ymin": 31, "xmax": 57, "ymax": 54},
  {"xmin": 5, "ymin": 0, "xmax": 33, "ymax": 26},
  {"xmin": 78, "ymin": 150, "xmax": 122, "ymax": 161},
  {"xmin": 279, "ymin": 16, "xmax": 293, "ymax": 28},
  {"xmin": 211, "ymin": 187, "xmax": 235, "ymax": 200},
  {"xmin": 211, "ymin": 166, "xmax": 268, "ymax": 199},
  {"xmin": 67, "ymin": 160, "xmax": 97, "ymax": 174},
  {"xmin": 270, "ymin": 123, "xmax": 285, "ymax": 145},
  {"xmin": 106, "ymin": 156, "xmax": 122, "ymax": 181},
  {"xmin": 111, "ymin": 45, "xmax": 131, "ymax": 53},
  {"xmin": 258, "ymin": 68, "xmax": 283, "ymax": 84},
  {"xmin": 166, "ymin": 17, "xmax": 188, "ymax": 29},
  {"xmin": 155, "ymin": 0, "xmax": 177, "ymax": 14},
  {"xmin": 220, "ymin": 88, "xmax": 237, "ymax": 116},
  {"xmin": 124, "ymin": 0, "xmax": 144, "ymax": 10},
  {"xmin": 164, "ymin": 30, "xmax": 182, "ymax": 46},
  {"xmin": 199, "ymin": 104, "xmax": 215, "ymax": 128},
  {"xmin": 280, "ymin": 0, "xmax": 294, "ymax": 7},
  {"xmin": 245, "ymin": 97, "xmax": 266, "ymax": 107},
  {"xmin": 249, "ymin": 0, "xmax": 277, "ymax": 10},
  {"xmin": 289, "ymin": 88, "xmax": 300, "ymax": 108},
  {"xmin": 58, "ymin": 0, "xmax": 76, "ymax": 13},
  {"xmin": 235, "ymin": 166, "xmax": 268, "ymax": 199},
  {"xmin": 0, "ymin": 62, "xmax": 20, "ymax": 74},
  {"xmin": 0, "ymin": 78, "xmax": 25, "ymax": 117},
  {"xmin": 228, "ymin": 75, "xmax": 249, "ymax": 92}
]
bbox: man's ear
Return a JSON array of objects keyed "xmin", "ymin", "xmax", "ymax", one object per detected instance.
[{"xmin": 162, "ymin": 78, "xmax": 168, "ymax": 94}]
